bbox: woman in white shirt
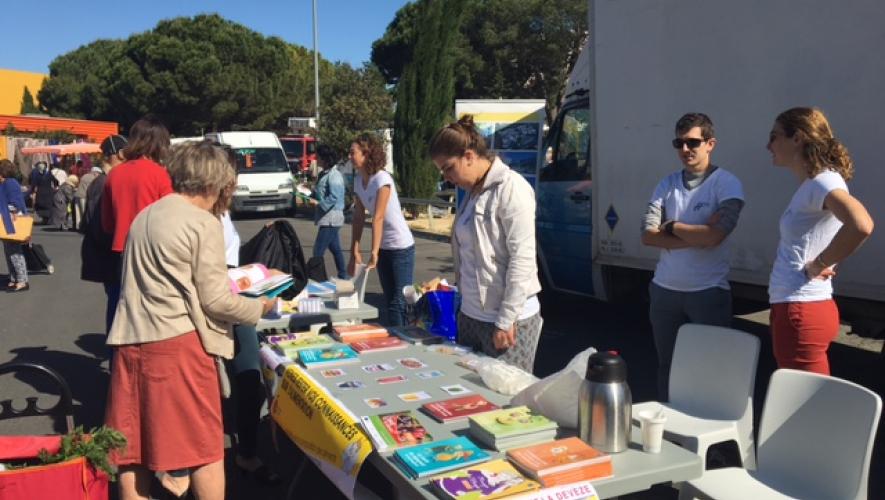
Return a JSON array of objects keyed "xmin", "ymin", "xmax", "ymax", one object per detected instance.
[
  {"xmin": 348, "ymin": 133, "xmax": 415, "ymax": 326},
  {"xmin": 429, "ymin": 116, "xmax": 542, "ymax": 373},
  {"xmin": 767, "ymin": 107, "xmax": 873, "ymax": 374}
]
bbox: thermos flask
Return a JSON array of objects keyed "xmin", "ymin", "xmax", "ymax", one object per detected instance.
[{"xmin": 579, "ymin": 351, "xmax": 632, "ymax": 453}]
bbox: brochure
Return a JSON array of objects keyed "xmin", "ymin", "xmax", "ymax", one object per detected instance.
[
  {"xmin": 422, "ymin": 394, "xmax": 500, "ymax": 423},
  {"xmin": 429, "ymin": 459, "xmax": 540, "ymax": 499},
  {"xmin": 298, "ymin": 345, "xmax": 360, "ymax": 369},
  {"xmin": 360, "ymin": 410, "xmax": 433, "ymax": 453},
  {"xmin": 227, "ymin": 263, "xmax": 293, "ymax": 297},
  {"xmin": 393, "ymin": 436, "xmax": 491, "ymax": 479}
]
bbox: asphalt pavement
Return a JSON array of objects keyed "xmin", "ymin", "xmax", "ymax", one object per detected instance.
[{"xmin": 1, "ymin": 210, "xmax": 883, "ymax": 499}]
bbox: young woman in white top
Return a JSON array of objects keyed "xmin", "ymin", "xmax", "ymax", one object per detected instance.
[
  {"xmin": 767, "ymin": 107, "xmax": 873, "ymax": 374},
  {"xmin": 429, "ymin": 116, "xmax": 542, "ymax": 373},
  {"xmin": 348, "ymin": 133, "xmax": 415, "ymax": 326}
]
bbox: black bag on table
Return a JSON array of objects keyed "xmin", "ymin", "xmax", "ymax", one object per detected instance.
[
  {"xmin": 306, "ymin": 256, "xmax": 328, "ymax": 282},
  {"xmin": 23, "ymin": 242, "xmax": 53, "ymax": 274},
  {"xmin": 239, "ymin": 220, "xmax": 308, "ymax": 299}
]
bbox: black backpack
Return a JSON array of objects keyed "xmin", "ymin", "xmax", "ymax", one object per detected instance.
[{"xmin": 239, "ymin": 220, "xmax": 308, "ymax": 299}]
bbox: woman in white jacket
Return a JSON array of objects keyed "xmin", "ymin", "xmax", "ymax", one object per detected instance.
[{"xmin": 430, "ymin": 115, "xmax": 543, "ymax": 372}]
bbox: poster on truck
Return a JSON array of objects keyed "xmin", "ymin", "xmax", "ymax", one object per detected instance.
[{"xmin": 455, "ymin": 99, "xmax": 546, "ymax": 189}]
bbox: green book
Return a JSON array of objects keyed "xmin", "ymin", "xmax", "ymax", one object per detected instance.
[
  {"xmin": 272, "ymin": 334, "xmax": 335, "ymax": 359},
  {"xmin": 468, "ymin": 406, "xmax": 557, "ymax": 439}
]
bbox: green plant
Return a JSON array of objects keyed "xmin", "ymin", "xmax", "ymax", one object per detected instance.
[{"xmin": 38, "ymin": 426, "xmax": 127, "ymax": 481}]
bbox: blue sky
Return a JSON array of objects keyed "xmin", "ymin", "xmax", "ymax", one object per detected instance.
[{"xmin": 3, "ymin": 0, "xmax": 411, "ymax": 74}]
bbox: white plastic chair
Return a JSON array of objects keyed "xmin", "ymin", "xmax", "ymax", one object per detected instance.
[
  {"xmin": 680, "ymin": 369, "xmax": 882, "ymax": 500},
  {"xmin": 633, "ymin": 324, "xmax": 760, "ymax": 469}
]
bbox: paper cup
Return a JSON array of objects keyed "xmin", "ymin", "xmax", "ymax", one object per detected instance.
[{"xmin": 638, "ymin": 409, "xmax": 667, "ymax": 453}]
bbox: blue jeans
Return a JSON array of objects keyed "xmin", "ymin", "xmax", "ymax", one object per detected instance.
[
  {"xmin": 103, "ymin": 282, "xmax": 121, "ymax": 335},
  {"xmin": 313, "ymin": 225, "xmax": 348, "ymax": 279},
  {"xmin": 376, "ymin": 245, "xmax": 415, "ymax": 327}
]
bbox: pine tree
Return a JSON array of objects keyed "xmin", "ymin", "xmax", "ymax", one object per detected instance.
[
  {"xmin": 393, "ymin": 0, "xmax": 466, "ymax": 198},
  {"xmin": 20, "ymin": 87, "xmax": 40, "ymax": 114}
]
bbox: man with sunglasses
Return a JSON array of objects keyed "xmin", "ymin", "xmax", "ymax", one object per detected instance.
[{"xmin": 641, "ymin": 113, "xmax": 745, "ymax": 401}]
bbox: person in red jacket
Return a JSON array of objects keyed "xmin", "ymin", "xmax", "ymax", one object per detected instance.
[{"xmin": 101, "ymin": 116, "xmax": 173, "ymax": 325}]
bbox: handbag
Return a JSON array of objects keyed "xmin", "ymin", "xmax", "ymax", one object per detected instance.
[{"xmin": 0, "ymin": 215, "xmax": 33, "ymax": 242}]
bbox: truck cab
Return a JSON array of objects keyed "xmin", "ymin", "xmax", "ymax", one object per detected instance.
[
  {"xmin": 279, "ymin": 135, "xmax": 317, "ymax": 176},
  {"xmin": 205, "ymin": 131, "xmax": 294, "ymax": 216}
]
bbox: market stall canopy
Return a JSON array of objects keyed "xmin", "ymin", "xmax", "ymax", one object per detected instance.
[{"xmin": 20, "ymin": 143, "xmax": 101, "ymax": 155}]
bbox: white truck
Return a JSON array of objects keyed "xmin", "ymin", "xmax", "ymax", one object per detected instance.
[
  {"xmin": 204, "ymin": 131, "xmax": 295, "ymax": 216},
  {"xmin": 537, "ymin": 0, "xmax": 885, "ymax": 322}
]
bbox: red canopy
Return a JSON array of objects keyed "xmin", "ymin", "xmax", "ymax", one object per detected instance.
[{"xmin": 20, "ymin": 143, "xmax": 102, "ymax": 156}]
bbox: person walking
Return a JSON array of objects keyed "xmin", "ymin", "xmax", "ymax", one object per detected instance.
[
  {"xmin": 429, "ymin": 116, "xmax": 543, "ymax": 373},
  {"xmin": 767, "ymin": 107, "xmax": 873, "ymax": 375},
  {"xmin": 1, "ymin": 159, "xmax": 29, "ymax": 292},
  {"xmin": 310, "ymin": 144, "xmax": 349, "ymax": 279},
  {"xmin": 348, "ymin": 133, "xmax": 414, "ymax": 326},
  {"xmin": 104, "ymin": 141, "xmax": 275, "ymax": 500},
  {"xmin": 28, "ymin": 161, "xmax": 56, "ymax": 223},
  {"xmin": 641, "ymin": 112, "xmax": 745, "ymax": 401}
]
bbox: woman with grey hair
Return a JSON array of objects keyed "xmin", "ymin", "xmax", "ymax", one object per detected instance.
[{"xmin": 104, "ymin": 141, "xmax": 276, "ymax": 500}]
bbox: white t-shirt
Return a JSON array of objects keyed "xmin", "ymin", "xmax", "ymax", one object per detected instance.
[
  {"xmin": 354, "ymin": 170, "xmax": 414, "ymax": 250},
  {"xmin": 768, "ymin": 170, "xmax": 847, "ymax": 304},
  {"xmin": 221, "ymin": 212, "xmax": 240, "ymax": 267},
  {"xmin": 650, "ymin": 168, "xmax": 745, "ymax": 291},
  {"xmin": 455, "ymin": 194, "xmax": 540, "ymax": 323}
]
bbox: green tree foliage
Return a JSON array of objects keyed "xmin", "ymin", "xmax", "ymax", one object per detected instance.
[
  {"xmin": 393, "ymin": 0, "xmax": 466, "ymax": 199},
  {"xmin": 19, "ymin": 87, "xmax": 41, "ymax": 114},
  {"xmin": 319, "ymin": 63, "xmax": 393, "ymax": 160},
  {"xmin": 372, "ymin": 0, "xmax": 587, "ymax": 121},
  {"xmin": 36, "ymin": 14, "xmax": 389, "ymax": 141}
]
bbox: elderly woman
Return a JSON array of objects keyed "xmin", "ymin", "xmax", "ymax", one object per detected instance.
[
  {"xmin": 104, "ymin": 141, "xmax": 275, "ymax": 500},
  {"xmin": 429, "ymin": 115, "xmax": 543, "ymax": 372},
  {"xmin": 1, "ymin": 159, "xmax": 29, "ymax": 291}
]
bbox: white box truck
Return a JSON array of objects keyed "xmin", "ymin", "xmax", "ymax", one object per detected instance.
[
  {"xmin": 204, "ymin": 131, "xmax": 295, "ymax": 216},
  {"xmin": 537, "ymin": 0, "xmax": 885, "ymax": 321}
]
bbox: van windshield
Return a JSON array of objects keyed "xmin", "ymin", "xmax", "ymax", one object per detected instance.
[{"xmin": 233, "ymin": 148, "xmax": 289, "ymax": 173}]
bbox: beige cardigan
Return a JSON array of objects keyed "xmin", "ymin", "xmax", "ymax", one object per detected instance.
[{"xmin": 107, "ymin": 194, "xmax": 263, "ymax": 358}]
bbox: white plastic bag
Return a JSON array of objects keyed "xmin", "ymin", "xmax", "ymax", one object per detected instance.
[
  {"xmin": 510, "ymin": 346, "xmax": 597, "ymax": 428},
  {"xmin": 477, "ymin": 359, "xmax": 539, "ymax": 396}
]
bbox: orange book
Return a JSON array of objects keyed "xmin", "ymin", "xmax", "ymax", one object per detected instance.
[
  {"xmin": 333, "ymin": 323, "xmax": 389, "ymax": 342},
  {"xmin": 534, "ymin": 461, "xmax": 613, "ymax": 487},
  {"xmin": 507, "ymin": 437, "xmax": 610, "ymax": 478}
]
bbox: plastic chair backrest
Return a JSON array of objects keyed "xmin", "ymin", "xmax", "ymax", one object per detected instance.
[
  {"xmin": 756, "ymin": 369, "xmax": 881, "ymax": 500},
  {"xmin": 0, "ymin": 362, "xmax": 74, "ymax": 433},
  {"xmin": 669, "ymin": 324, "xmax": 760, "ymax": 419}
]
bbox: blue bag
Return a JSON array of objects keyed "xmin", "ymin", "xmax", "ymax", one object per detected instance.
[{"xmin": 424, "ymin": 290, "xmax": 460, "ymax": 342}]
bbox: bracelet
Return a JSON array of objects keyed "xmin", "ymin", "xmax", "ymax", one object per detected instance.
[{"xmin": 815, "ymin": 255, "xmax": 829, "ymax": 268}]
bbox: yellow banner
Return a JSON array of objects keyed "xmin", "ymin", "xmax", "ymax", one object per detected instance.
[
  {"xmin": 459, "ymin": 111, "xmax": 546, "ymax": 123},
  {"xmin": 271, "ymin": 365, "xmax": 372, "ymax": 477}
]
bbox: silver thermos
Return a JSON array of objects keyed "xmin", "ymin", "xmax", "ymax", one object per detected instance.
[{"xmin": 579, "ymin": 351, "xmax": 632, "ymax": 453}]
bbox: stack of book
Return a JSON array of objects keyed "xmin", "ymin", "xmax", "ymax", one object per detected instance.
[
  {"xmin": 506, "ymin": 437, "xmax": 612, "ymax": 487},
  {"xmin": 393, "ymin": 436, "xmax": 491, "ymax": 479},
  {"xmin": 298, "ymin": 345, "xmax": 359, "ymax": 369},
  {"xmin": 468, "ymin": 406, "xmax": 558, "ymax": 451},
  {"xmin": 360, "ymin": 410, "xmax": 433, "ymax": 453},
  {"xmin": 388, "ymin": 325, "xmax": 444, "ymax": 345},
  {"xmin": 429, "ymin": 459, "xmax": 541, "ymax": 499},
  {"xmin": 271, "ymin": 334, "xmax": 335, "ymax": 360},
  {"xmin": 349, "ymin": 336, "xmax": 408, "ymax": 353},
  {"xmin": 227, "ymin": 263, "xmax": 293, "ymax": 298},
  {"xmin": 421, "ymin": 394, "xmax": 500, "ymax": 424},
  {"xmin": 332, "ymin": 323, "xmax": 389, "ymax": 343}
]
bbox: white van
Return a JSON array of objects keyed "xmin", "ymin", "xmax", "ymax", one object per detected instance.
[{"xmin": 204, "ymin": 131, "xmax": 294, "ymax": 215}]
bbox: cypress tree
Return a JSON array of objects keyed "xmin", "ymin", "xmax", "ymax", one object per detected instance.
[
  {"xmin": 20, "ymin": 87, "xmax": 40, "ymax": 114},
  {"xmin": 393, "ymin": 0, "xmax": 466, "ymax": 198}
]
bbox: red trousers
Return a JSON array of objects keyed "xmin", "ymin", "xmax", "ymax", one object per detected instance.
[{"xmin": 770, "ymin": 300, "xmax": 840, "ymax": 375}]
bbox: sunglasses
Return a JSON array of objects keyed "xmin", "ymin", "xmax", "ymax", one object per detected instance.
[{"xmin": 672, "ymin": 138, "xmax": 706, "ymax": 149}]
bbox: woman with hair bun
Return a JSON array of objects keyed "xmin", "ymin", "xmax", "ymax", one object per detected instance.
[
  {"xmin": 349, "ymin": 133, "xmax": 415, "ymax": 326},
  {"xmin": 429, "ymin": 115, "xmax": 543, "ymax": 373},
  {"xmin": 767, "ymin": 107, "xmax": 873, "ymax": 374}
]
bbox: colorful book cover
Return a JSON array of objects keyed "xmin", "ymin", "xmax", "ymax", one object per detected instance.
[
  {"xmin": 430, "ymin": 459, "xmax": 540, "ymax": 499},
  {"xmin": 507, "ymin": 437, "xmax": 610, "ymax": 477},
  {"xmin": 350, "ymin": 337, "xmax": 408, "ymax": 353},
  {"xmin": 298, "ymin": 345, "xmax": 359, "ymax": 368},
  {"xmin": 273, "ymin": 334, "xmax": 335, "ymax": 358},
  {"xmin": 360, "ymin": 411, "xmax": 432, "ymax": 452},
  {"xmin": 530, "ymin": 462, "xmax": 613, "ymax": 487},
  {"xmin": 469, "ymin": 406, "xmax": 557, "ymax": 439},
  {"xmin": 393, "ymin": 436, "xmax": 491, "ymax": 478},
  {"xmin": 507, "ymin": 480, "xmax": 599, "ymax": 500},
  {"xmin": 422, "ymin": 394, "xmax": 500, "ymax": 423},
  {"xmin": 333, "ymin": 323, "xmax": 388, "ymax": 337}
]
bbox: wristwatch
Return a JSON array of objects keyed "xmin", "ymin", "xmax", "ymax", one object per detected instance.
[{"xmin": 662, "ymin": 220, "xmax": 676, "ymax": 235}]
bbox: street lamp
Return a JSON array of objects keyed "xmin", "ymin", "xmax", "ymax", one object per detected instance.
[{"xmin": 312, "ymin": 0, "xmax": 320, "ymax": 126}]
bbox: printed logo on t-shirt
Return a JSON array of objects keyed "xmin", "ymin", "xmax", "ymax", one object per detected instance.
[{"xmin": 693, "ymin": 201, "xmax": 710, "ymax": 212}]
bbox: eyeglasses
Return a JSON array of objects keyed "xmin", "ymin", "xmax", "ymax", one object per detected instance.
[{"xmin": 672, "ymin": 138, "xmax": 706, "ymax": 149}]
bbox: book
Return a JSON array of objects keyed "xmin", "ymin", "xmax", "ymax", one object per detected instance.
[
  {"xmin": 333, "ymin": 323, "xmax": 389, "ymax": 342},
  {"xmin": 468, "ymin": 406, "xmax": 558, "ymax": 450},
  {"xmin": 429, "ymin": 459, "xmax": 541, "ymax": 499},
  {"xmin": 508, "ymin": 480, "xmax": 599, "ymax": 500},
  {"xmin": 507, "ymin": 437, "xmax": 612, "ymax": 486},
  {"xmin": 360, "ymin": 410, "xmax": 432, "ymax": 453},
  {"xmin": 393, "ymin": 436, "xmax": 491, "ymax": 479},
  {"xmin": 350, "ymin": 337, "xmax": 408, "ymax": 353},
  {"xmin": 421, "ymin": 394, "xmax": 500, "ymax": 423},
  {"xmin": 298, "ymin": 345, "xmax": 360, "ymax": 369},
  {"xmin": 227, "ymin": 263, "xmax": 293, "ymax": 297},
  {"xmin": 306, "ymin": 280, "xmax": 338, "ymax": 297},
  {"xmin": 388, "ymin": 325, "xmax": 445, "ymax": 345},
  {"xmin": 272, "ymin": 334, "xmax": 336, "ymax": 359}
]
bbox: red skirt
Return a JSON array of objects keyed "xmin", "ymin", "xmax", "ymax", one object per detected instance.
[{"xmin": 105, "ymin": 331, "xmax": 223, "ymax": 471}]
